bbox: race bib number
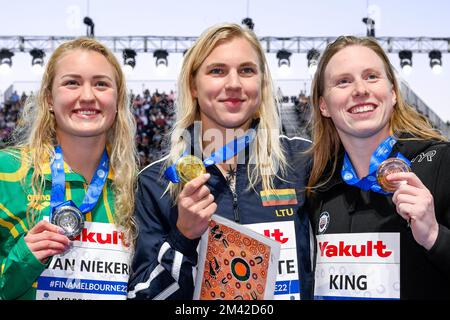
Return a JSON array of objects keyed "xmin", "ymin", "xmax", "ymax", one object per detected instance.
[
  {"xmin": 36, "ymin": 221, "xmax": 131, "ymax": 300},
  {"xmin": 247, "ymin": 221, "xmax": 300, "ymax": 300},
  {"xmin": 315, "ymin": 233, "xmax": 400, "ymax": 300}
]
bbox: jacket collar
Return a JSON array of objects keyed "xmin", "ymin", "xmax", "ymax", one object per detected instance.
[
  {"xmin": 185, "ymin": 119, "xmax": 260, "ymax": 164},
  {"xmin": 42, "ymin": 150, "xmax": 115, "ymax": 183},
  {"xmin": 393, "ymin": 132, "xmax": 435, "ymax": 159},
  {"xmin": 315, "ymin": 133, "xmax": 435, "ymax": 193}
]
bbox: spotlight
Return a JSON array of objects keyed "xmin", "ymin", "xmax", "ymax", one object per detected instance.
[
  {"xmin": 123, "ymin": 49, "xmax": 136, "ymax": 74},
  {"xmin": 429, "ymin": 50, "xmax": 442, "ymax": 75},
  {"xmin": 276, "ymin": 50, "xmax": 291, "ymax": 68},
  {"xmin": 0, "ymin": 49, "xmax": 13, "ymax": 67},
  {"xmin": 399, "ymin": 50, "xmax": 413, "ymax": 75},
  {"xmin": 241, "ymin": 17, "xmax": 255, "ymax": 30},
  {"xmin": 362, "ymin": 17, "xmax": 375, "ymax": 37},
  {"xmin": 0, "ymin": 49, "xmax": 13, "ymax": 75},
  {"xmin": 83, "ymin": 16, "xmax": 95, "ymax": 37},
  {"xmin": 153, "ymin": 49, "xmax": 168, "ymax": 68},
  {"xmin": 307, "ymin": 49, "xmax": 320, "ymax": 76},
  {"xmin": 30, "ymin": 49, "xmax": 45, "ymax": 74}
]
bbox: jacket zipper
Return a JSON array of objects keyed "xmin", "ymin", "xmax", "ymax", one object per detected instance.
[
  {"xmin": 231, "ymin": 187, "xmax": 240, "ymax": 223},
  {"xmin": 213, "ymin": 164, "xmax": 240, "ymax": 223}
]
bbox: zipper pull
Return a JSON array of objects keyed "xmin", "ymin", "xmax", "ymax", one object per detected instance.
[{"xmin": 232, "ymin": 191, "xmax": 239, "ymax": 222}]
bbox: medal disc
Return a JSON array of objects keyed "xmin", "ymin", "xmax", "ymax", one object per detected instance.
[
  {"xmin": 376, "ymin": 158, "xmax": 411, "ymax": 192},
  {"xmin": 51, "ymin": 205, "xmax": 84, "ymax": 239},
  {"xmin": 176, "ymin": 155, "xmax": 206, "ymax": 184}
]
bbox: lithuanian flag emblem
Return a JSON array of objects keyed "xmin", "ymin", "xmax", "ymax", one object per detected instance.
[{"xmin": 260, "ymin": 189, "xmax": 297, "ymax": 207}]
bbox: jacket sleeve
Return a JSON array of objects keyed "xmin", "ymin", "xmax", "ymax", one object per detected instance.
[
  {"xmin": 0, "ymin": 235, "xmax": 47, "ymax": 300},
  {"xmin": 127, "ymin": 171, "xmax": 200, "ymax": 300},
  {"xmin": 426, "ymin": 145, "xmax": 450, "ymax": 278}
]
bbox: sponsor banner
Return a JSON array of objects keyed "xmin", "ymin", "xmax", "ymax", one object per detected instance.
[{"xmin": 315, "ymin": 233, "xmax": 400, "ymax": 300}]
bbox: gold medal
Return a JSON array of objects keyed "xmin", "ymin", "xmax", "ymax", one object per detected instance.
[
  {"xmin": 176, "ymin": 155, "xmax": 206, "ymax": 184},
  {"xmin": 376, "ymin": 158, "xmax": 411, "ymax": 192}
]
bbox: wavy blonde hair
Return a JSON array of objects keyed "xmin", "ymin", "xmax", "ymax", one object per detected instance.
[
  {"xmin": 166, "ymin": 23, "xmax": 286, "ymax": 199},
  {"xmin": 307, "ymin": 35, "xmax": 447, "ymax": 195},
  {"xmin": 11, "ymin": 37, "xmax": 138, "ymax": 241}
]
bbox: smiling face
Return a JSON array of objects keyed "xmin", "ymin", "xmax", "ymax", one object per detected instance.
[
  {"xmin": 319, "ymin": 45, "xmax": 397, "ymax": 145},
  {"xmin": 49, "ymin": 49, "xmax": 118, "ymax": 144},
  {"xmin": 191, "ymin": 36, "xmax": 262, "ymax": 133}
]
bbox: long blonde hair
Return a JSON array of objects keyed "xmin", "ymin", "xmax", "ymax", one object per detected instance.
[
  {"xmin": 11, "ymin": 37, "xmax": 138, "ymax": 240},
  {"xmin": 308, "ymin": 35, "xmax": 447, "ymax": 194},
  {"xmin": 167, "ymin": 23, "xmax": 286, "ymax": 199}
]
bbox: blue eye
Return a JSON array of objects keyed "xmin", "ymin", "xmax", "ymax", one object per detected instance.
[
  {"xmin": 209, "ymin": 68, "xmax": 224, "ymax": 75},
  {"xmin": 336, "ymin": 78, "xmax": 350, "ymax": 86}
]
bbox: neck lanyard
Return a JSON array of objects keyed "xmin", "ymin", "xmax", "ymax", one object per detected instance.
[
  {"xmin": 341, "ymin": 136, "xmax": 410, "ymax": 195},
  {"xmin": 164, "ymin": 129, "xmax": 256, "ymax": 183},
  {"xmin": 50, "ymin": 145, "xmax": 110, "ymax": 215}
]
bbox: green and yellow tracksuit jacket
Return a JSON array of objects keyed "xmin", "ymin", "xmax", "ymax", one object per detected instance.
[{"xmin": 0, "ymin": 148, "xmax": 116, "ymax": 300}]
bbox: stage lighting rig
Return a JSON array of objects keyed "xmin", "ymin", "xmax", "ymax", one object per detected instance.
[
  {"xmin": 276, "ymin": 50, "xmax": 292, "ymax": 68},
  {"xmin": 399, "ymin": 50, "xmax": 413, "ymax": 75},
  {"xmin": 307, "ymin": 49, "xmax": 320, "ymax": 75},
  {"xmin": 241, "ymin": 17, "xmax": 255, "ymax": 30},
  {"xmin": 83, "ymin": 16, "xmax": 95, "ymax": 37},
  {"xmin": 429, "ymin": 50, "xmax": 442, "ymax": 75},
  {"xmin": 154, "ymin": 49, "xmax": 169, "ymax": 68}
]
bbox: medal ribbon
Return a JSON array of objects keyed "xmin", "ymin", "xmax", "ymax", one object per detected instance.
[
  {"xmin": 164, "ymin": 129, "xmax": 256, "ymax": 183},
  {"xmin": 50, "ymin": 145, "xmax": 110, "ymax": 216},
  {"xmin": 341, "ymin": 135, "xmax": 410, "ymax": 195}
]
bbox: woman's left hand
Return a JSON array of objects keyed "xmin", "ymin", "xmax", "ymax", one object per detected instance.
[{"xmin": 389, "ymin": 172, "xmax": 439, "ymax": 250}]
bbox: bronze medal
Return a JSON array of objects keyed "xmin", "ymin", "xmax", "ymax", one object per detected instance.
[{"xmin": 376, "ymin": 158, "xmax": 411, "ymax": 192}]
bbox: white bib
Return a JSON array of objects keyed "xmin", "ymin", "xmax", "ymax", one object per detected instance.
[
  {"xmin": 314, "ymin": 233, "xmax": 400, "ymax": 300},
  {"xmin": 247, "ymin": 221, "xmax": 300, "ymax": 300},
  {"xmin": 36, "ymin": 221, "xmax": 131, "ymax": 300}
]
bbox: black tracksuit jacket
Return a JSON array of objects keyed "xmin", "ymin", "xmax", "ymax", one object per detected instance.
[
  {"xmin": 128, "ymin": 129, "xmax": 314, "ymax": 300},
  {"xmin": 308, "ymin": 137, "xmax": 450, "ymax": 299}
]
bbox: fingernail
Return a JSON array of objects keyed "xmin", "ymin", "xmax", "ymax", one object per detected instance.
[
  {"xmin": 204, "ymin": 173, "xmax": 211, "ymax": 179},
  {"xmin": 57, "ymin": 228, "xmax": 66, "ymax": 235}
]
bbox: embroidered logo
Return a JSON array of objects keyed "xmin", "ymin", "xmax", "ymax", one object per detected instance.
[
  {"xmin": 260, "ymin": 189, "xmax": 297, "ymax": 207},
  {"xmin": 275, "ymin": 207, "xmax": 294, "ymax": 217},
  {"xmin": 27, "ymin": 194, "xmax": 50, "ymax": 211},
  {"xmin": 318, "ymin": 211, "xmax": 330, "ymax": 234},
  {"xmin": 411, "ymin": 150, "xmax": 436, "ymax": 163}
]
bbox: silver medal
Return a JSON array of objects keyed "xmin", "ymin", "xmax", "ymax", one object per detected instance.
[{"xmin": 51, "ymin": 205, "xmax": 84, "ymax": 239}]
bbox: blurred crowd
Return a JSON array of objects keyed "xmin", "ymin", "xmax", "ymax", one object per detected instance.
[{"xmin": 1, "ymin": 89, "xmax": 311, "ymax": 169}]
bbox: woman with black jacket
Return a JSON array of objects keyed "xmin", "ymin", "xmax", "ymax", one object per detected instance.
[
  {"xmin": 127, "ymin": 23, "xmax": 313, "ymax": 300},
  {"xmin": 307, "ymin": 36, "xmax": 450, "ymax": 300}
]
